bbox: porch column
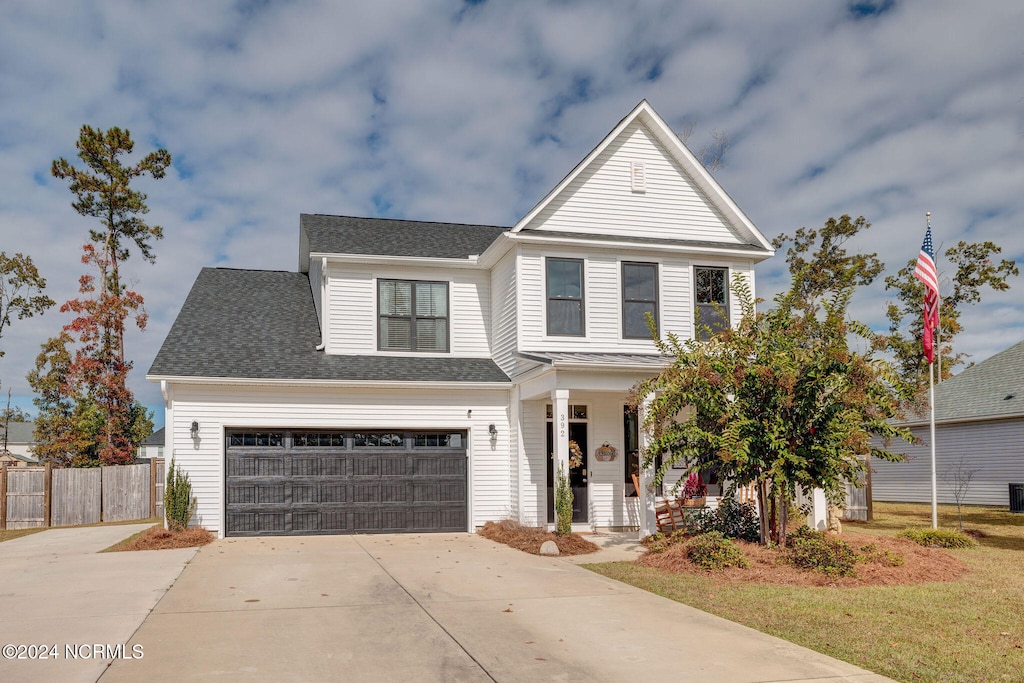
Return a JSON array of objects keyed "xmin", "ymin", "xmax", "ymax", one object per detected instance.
[
  {"xmin": 638, "ymin": 394, "xmax": 656, "ymax": 537},
  {"xmin": 551, "ymin": 388, "xmax": 570, "ymax": 523}
]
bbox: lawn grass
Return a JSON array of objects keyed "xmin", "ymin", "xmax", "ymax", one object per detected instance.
[
  {"xmin": 0, "ymin": 527, "xmax": 46, "ymax": 543},
  {"xmin": 584, "ymin": 502, "xmax": 1024, "ymax": 682}
]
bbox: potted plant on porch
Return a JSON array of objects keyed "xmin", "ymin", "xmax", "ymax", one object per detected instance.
[{"xmin": 681, "ymin": 472, "xmax": 708, "ymax": 507}]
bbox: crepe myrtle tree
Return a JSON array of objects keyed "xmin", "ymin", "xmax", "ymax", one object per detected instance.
[{"xmin": 634, "ymin": 276, "xmax": 914, "ymax": 545}]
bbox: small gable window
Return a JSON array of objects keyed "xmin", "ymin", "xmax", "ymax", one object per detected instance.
[
  {"xmin": 378, "ymin": 279, "xmax": 449, "ymax": 352},
  {"xmin": 694, "ymin": 266, "xmax": 729, "ymax": 341},
  {"xmin": 546, "ymin": 258, "xmax": 585, "ymax": 336},
  {"xmin": 622, "ymin": 262, "xmax": 658, "ymax": 338}
]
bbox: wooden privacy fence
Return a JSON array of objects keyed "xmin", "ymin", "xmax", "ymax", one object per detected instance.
[{"xmin": 0, "ymin": 459, "xmax": 164, "ymax": 530}]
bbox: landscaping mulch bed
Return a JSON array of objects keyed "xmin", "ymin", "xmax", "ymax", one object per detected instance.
[
  {"xmin": 639, "ymin": 533, "xmax": 970, "ymax": 587},
  {"xmin": 108, "ymin": 525, "xmax": 215, "ymax": 551},
  {"xmin": 478, "ymin": 519, "xmax": 600, "ymax": 556}
]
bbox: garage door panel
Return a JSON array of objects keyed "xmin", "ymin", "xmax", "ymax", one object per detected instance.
[
  {"xmin": 320, "ymin": 482, "xmax": 347, "ymax": 503},
  {"xmin": 225, "ymin": 430, "xmax": 467, "ymax": 537}
]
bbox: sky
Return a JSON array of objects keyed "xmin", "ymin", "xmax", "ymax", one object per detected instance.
[{"xmin": 1, "ymin": 0, "xmax": 1022, "ymax": 430}]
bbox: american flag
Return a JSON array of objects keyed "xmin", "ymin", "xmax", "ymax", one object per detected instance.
[{"xmin": 913, "ymin": 226, "xmax": 939, "ymax": 364}]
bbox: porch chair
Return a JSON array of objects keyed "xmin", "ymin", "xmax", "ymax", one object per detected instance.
[{"xmin": 632, "ymin": 473, "xmax": 686, "ymax": 534}]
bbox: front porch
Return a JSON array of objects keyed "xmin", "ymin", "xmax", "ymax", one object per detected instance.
[
  {"xmin": 510, "ymin": 353, "xmax": 828, "ymax": 538},
  {"xmin": 513, "ymin": 353, "xmax": 687, "ymax": 537}
]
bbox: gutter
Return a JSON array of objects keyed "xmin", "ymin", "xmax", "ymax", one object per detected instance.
[{"xmin": 316, "ymin": 256, "xmax": 327, "ymax": 351}]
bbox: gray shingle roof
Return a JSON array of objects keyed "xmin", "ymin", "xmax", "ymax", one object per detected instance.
[
  {"xmin": 905, "ymin": 339, "xmax": 1024, "ymax": 424},
  {"xmin": 143, "ymin": 427, "xmax": 165, "ymax": 446},
  {"xmin": 301, "ymin": 214, "xmax": 509, "ymax": 259},
  {"xmin": 148, "ymin": 268, "xmax": 510, "ymax": 384},
  {"xmin": 1, "ymin": 421, "xmax": 35, "ymax": 444}
]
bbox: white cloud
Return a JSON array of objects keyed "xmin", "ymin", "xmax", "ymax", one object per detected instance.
[{"xmin": 0, "ymin": 0, "xmax": 1022, "ymax": 422}]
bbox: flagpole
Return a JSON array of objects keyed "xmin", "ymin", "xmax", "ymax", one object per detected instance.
[
  {"xmin": 926, "ymin": 212, "xmax": 938, "ymax": 529},
  {"xmin": 929, "ymin": 352, "xmax": 937, "ymax": 529}
]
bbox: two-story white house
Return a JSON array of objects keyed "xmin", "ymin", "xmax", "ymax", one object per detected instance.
[{"xmin": 148, "ymin": 100, "xmax": 775, "ymax": 538}]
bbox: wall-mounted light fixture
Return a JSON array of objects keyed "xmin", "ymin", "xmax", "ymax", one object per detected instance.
[
  {"xmin": 488, "ymin": 423, "xmax": 497, "ymax": 437},
  {"xmin": 190, "ymin": 420, "xmax": 200, "ymax": 439}
]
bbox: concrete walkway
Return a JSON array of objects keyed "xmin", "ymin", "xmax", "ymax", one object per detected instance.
[
  {"xmin": 0, "ymin": 524, "xmax": 197, "ymax": 683},
  {"xmin": 102, "ymin": 533, "xmax": 892, "ymax": 682}
]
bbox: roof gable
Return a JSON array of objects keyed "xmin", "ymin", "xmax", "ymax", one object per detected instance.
[{"xmin": 513, "ymin": 100, "xmax": 773, "ymax": 255}]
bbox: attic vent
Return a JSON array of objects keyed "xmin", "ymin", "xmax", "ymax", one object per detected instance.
[{"xmin": 630, "ymin": 161, "xmax": 646, "ymax": 193}]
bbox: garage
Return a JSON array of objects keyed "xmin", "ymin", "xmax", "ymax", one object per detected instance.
[{"xmin": 225, "ymin": 430, "xmax": 468, "ymax": 536}]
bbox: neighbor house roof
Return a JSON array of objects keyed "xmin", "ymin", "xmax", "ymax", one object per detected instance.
[
  {"xmin": 148, "ymin": 268, "xmax": 510, "ymax": 384},
  {"xmin": 143, "ymin": 427, "xmax": 165, "ymax": 446},
  {"xmin": 902, "ymin": 338, "xmax": 1024, "ymax": 425},
  {"xmin": 301, "ymin": 214, "xmax": 509, "ymax": 260},
  {"xmin": 2, "ymin": 421, "xmax": 35, "ymax": 444}
]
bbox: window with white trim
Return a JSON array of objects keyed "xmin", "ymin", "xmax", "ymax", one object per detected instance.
[
  {"xmin": 694, "ymin": 266, "xmax": 729, "ymax": 341},
  {"xmin": 378, "ymin": 279, "xmax": 449, "ymax": 352},
  {"xmin": 546, "ymin": 258, "xmax": 585, "ymax": 336},
  {"xmin": 622, "ymin": 262, "xmax": 658, "ymax": 338}
]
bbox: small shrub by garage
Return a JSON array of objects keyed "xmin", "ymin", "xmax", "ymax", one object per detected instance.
[
  {"xmin": 899, "ymin": 527, "xmax": 976, "ymax": 549},
  {"xmin": 784, "ymin": 526, "xmax": 857, "ymax": 578},
  {"xmin": 686, "ymin": 531, "xmax": 749, "ymax": 571}
]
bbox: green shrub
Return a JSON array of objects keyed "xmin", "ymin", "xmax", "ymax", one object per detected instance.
[
  {"xmin": 165, "ymin": 457, "xmax": 197, "ymax": 532},
  {"xmin": 688, "ymin": 497, "xmax": 760, "ymax": 542},
  {"xmin": 784, "ymin": 526, "xmax": 858, "ymax": 578},
  {"xmin": 857, "ymin": 543, "xmax": 905, "ymax": 567},
  {"xmin": 899, "ymin": 527, "xmax": 975, "ymax": 549},
  {"xmin": 555, "ymin": 463, "xmax": 573, "ymax": 536},
  {"xmin": 642, "ymin": 530, "xmax": 687, "ymax": 554},
  {"xmin": 686, "ymin": 531, "xmax": 749, "ymax": 571}
]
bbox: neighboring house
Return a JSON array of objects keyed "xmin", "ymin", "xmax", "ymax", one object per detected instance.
[
  {"xmin": 0, "ymin": 421, "xmax": 39, "ymax": 467},
  {"xmin": 872, "ymin": 339, "xmax": 1024, "ymax": 508},
  {"xmin": 137, "ymin": 427, "xmax": 165, "ymax": 461},
  {"xmin": 148, "ymin": 100, "xmax": 776, "ymax": 538}
]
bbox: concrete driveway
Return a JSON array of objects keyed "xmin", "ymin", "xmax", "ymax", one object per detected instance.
[
  {"xmin": 101, "ymin": 533, "xmax": 891, "ymax": 682},
  {"xmin": 0, "ymin": 524, "xmax": 197, "ymax": 683}
]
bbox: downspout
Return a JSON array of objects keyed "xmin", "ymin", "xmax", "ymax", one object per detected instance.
[
  {"xmin": 315, "ymin": 256, "xmax": 328, "ymax": 351},
  {"xmin": 160, "ymin": 380, "xmax": 169, "ymax": 408}
]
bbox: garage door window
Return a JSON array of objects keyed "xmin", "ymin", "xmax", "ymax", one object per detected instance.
[
  {"xmin": 229, "ymin": 431, "xmax": 283, "ymax": 447},
  {"xmin": 414, "ymin": 433, "xmax": 462, "ymax": 448},
  {"xmin": 293, "ymin": 432, "xmax": 346, "ymax": 447},
  {"xmin": 353, "ymin": 432, "xmax": 404, "ymax": 447}
]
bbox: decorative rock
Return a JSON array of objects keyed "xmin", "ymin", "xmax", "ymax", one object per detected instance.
[{"xmin": 539, "ymin": 540, "xmax": 560, "ymax": 556}]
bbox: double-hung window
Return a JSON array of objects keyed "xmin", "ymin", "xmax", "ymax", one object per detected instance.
[
  {"xmin": 694, "ymin": 266, "xmax": 728, "ymax": 340},
  {"xmin": 378, "ymin": 279, "xmax": 449, "ymax": 352},
  {"xmin": 622, "ymin": 262, "xmax": 658, "ymax": 338},
  {"xmin": 546, "ymin": 258, "xmax": 584, "ymax": 336}
]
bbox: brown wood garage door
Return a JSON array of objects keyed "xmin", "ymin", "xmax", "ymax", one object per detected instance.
[{"xmin": 225, "ymin": 430, "xmax": 467, "ymax": 536}]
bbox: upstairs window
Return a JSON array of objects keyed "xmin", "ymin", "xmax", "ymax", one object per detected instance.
[
  {"xmin": 378, "ymin": 280, "xmax": 449, "ymax": 352},
  {"xmin": 546, "ymin": 258, "xmax": 585, "ymax": 336},
  {"xmin": 694, "ymin": 266, "xmax": 729, "ymax": 340},
  {"xmin": 622, "ymin": 262, "xmax": 658, "ymax": 338}
]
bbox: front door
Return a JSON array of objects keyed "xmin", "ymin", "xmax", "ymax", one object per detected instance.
[{"xmin": 546, "ymin": 420, "xmax": 589, "ymax": 524}]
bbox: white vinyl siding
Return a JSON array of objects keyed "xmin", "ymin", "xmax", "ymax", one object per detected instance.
[
  {"xmin": 164, "ymin": 383, "xmax": 511, "ymax": 536},
  {"xmin": 520, "ymin": 245, "xmax": 754, "ymax": 352},
  {"xmin": 522, "ymin": 120, "xmax": 743, "ymax": 244},
  {"xmin": 327, "ymin": 264, "xmax": 491, "ymax": 357},
  {"xmin": 490, "ymin": 251, "xmax": 517, "ymax": 375},
  {"xmin": 871, "ymin": 418, "xmax": 1024, "ymax": 507}
]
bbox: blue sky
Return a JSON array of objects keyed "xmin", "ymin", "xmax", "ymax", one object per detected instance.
[{"xmin": 1, "ymin": 0, "xmax": 1022, "ymax": 429}]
